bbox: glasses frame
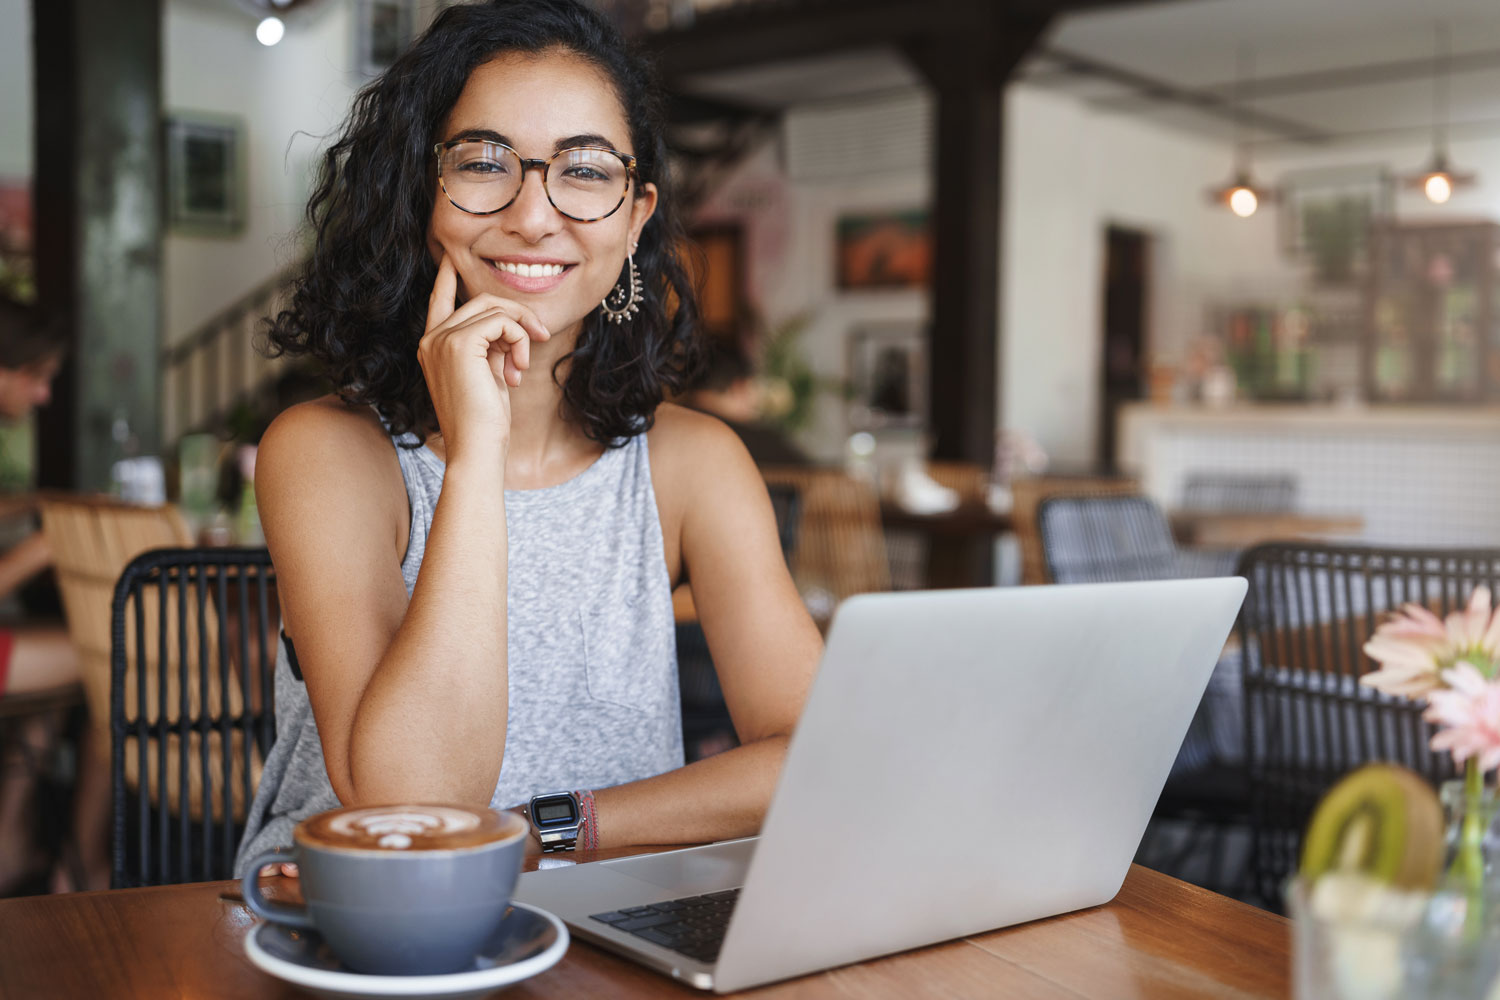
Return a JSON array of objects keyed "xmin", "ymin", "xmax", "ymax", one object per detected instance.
[{"xmin": 433, "ymin": 139, "xmax": 638, "ymax": 223}]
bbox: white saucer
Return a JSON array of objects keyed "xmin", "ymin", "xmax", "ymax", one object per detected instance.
[{"xmin": 244, "ymin": 901, "xmax": 569, "ymax": 1000}]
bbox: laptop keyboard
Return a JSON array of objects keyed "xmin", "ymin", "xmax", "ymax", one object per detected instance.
[{"xmin": 589, "ymin": 887, "xmax": 741, "ymax": 964}]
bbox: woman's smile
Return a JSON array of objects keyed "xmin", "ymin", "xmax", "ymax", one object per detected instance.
[{"xmin": 482, "ymin": 255, "xmax": 578, "ymax": 294}]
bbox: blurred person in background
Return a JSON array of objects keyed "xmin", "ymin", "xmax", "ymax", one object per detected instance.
[
  {"xmin": 0, "ymin": 297, "xmax": 108, "ymax": 893},
  {"xmin": 680, "ymin": 339, "xmax": 809, "ymax": 466}
]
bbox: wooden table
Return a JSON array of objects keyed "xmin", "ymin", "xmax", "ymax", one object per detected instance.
[
  {"xmin": 1168, "ymin": 510, "xmax": 1364, "ymax": 551},
  {"xmin": 880, "ymin": 501, "xmax": 1015, "ymax": 588},
  {"xmin": 0, "ymin": 850, "xmax": 1289, "ymax": 998}
]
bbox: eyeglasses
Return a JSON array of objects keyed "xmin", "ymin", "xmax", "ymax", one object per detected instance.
[{"xmin": 433, "ymin": 139, "xmax": 638, "ymax": 222}]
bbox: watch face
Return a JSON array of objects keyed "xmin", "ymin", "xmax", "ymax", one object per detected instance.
[{"xmin": 530, "ymin": 794, "xmax": 579, "ymax": 828}]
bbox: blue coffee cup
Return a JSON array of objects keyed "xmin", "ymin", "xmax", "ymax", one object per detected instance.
[{"xmin": 241, "ymin": 804, "xmax": 530, "ymax": 976}]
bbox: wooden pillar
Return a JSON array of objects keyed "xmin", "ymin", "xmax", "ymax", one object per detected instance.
[
  {"xmin": 907, "ymin": 16, "xmax": 1049, "ymax": 466},
  {"xmin": 33, "ymin": 0, "xmax": 163, "ymax": 491}
]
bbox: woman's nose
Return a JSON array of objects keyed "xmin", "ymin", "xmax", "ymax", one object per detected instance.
[{"xmin": 504, "ymin": 170, "xmax": 563, "ymax": 242}]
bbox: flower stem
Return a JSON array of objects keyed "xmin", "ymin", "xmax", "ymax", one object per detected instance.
[{"xmin": 1453, "ymin": 758, "xmax": 1486, "ymax": 940}]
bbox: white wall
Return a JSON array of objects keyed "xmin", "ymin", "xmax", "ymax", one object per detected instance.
[
  {"xmin": 0, "ymin": 0, "xmax": 29, "ymax": 180},
  {"xmin": 696, "ymin": 82, "xmax": 1298, "ymax": 466},
  {"xmin": 163, "ymin": 0, "xmax": 358, "ymax": 347}
]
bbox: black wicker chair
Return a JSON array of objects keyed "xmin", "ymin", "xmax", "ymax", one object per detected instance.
[
  {"xmin": 1238, "ymin": 543, "xmax": 1499, "ymax": 909},
  {"xmin": 678, "ymin": 482, "xmax": 801, "ymax": 762},
  {"xmin": 110, "ymin": 547, "xmax": 278, "ymax": 887}
]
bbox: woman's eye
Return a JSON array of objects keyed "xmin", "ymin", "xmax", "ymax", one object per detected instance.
[
  {"xmin": 459, "ymin": 160, "xmax": 509, "ymax": 176},
  {"xmin": 563, "ymin": 166, "xmax": 607, "ymax": 182}
]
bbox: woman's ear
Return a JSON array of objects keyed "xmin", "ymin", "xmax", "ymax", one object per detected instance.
[{"xmin": 628, "ymin": 181, "xmax": 659, "ymax": 249}]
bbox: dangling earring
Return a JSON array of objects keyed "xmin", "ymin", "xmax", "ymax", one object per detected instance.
[{"xmin": 601, "ymin": 246, "xmax": 643, "ymax": 325}]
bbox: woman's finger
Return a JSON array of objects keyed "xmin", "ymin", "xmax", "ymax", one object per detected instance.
[
  {"xmin": 442, "ymin": 292, "xmax": 550, "ymax": 342},
  {"xmin": 425, "ymin": 255, "xmax": 458, "ymax": 333}
]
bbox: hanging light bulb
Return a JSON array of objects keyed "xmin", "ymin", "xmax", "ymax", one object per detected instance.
[
  {"xmin": 1228, "ymin": 185, "xmax": 1259, "ymax": 218},
  {"xmin": 1403, "ymin": 23, "xmax": 1477, "ymax": 205},
  {"xmin": 1207, "ymin": 46, "xmax": 1276, "ymax": 219}
]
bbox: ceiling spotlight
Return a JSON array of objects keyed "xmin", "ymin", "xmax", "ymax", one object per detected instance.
[{"xmin": 256, "ymin": 15, "xmax": 285, "ymax": 46}]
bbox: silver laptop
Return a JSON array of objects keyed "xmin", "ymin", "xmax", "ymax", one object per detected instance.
[{"xmin": 514, "ymin": 578, "xmax": 1246, "ymax": 993}]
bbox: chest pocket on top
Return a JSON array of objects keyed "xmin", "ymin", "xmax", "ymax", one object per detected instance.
[{"xmin": 580, "ymin": 607, "xmax": 673, "ymax": 714}]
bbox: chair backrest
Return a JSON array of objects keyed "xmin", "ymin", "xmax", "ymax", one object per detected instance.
[
  {"xmin": 761, "ymin": 466, "xmax": 890, "ymax": 605},
  {"xmin": 1037, "ymin": 494, "xmax": 1179, "ymax": 584},
  {"xmin": 1237, "ymin": 542, "xmax": 1499, "ymax": 904},
  {"xmin": 110, "ymin": 546, "xmax": 279, "ymax": 888},
  {"xmin": 40, "ymin": 496, "xmax": 195, "ymax": 746},
  {"xmin": 1182, "ymin": 472, "xmax": 1298, "ymax": 513},
  {"xmin": 1011, "ymin": 475, "xmax": 1140, "ymax": 584}
]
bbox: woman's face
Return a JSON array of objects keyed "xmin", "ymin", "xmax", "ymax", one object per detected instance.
[{"xmin": 428, "ymin": 49, "xmax": 658, "ymax": 339}]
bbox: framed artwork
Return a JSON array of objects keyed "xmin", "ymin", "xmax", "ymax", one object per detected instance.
[
  {"xmin": 847, "ymin": 323, "xmax": 926, "ymax": 429},
  {"xmin": 357, "ymin": 0, "xmax": 415, "ymax": 78},
  {"xmin": 835, "ymin": 209, "xmax": 931, "ymax": 290},
  {"xmin": 1278, "ymin": 165, "xmax": 1393, "ymax": 284},
  {"xmin": 165, "ymin": 113, "xmax": 246, "ymax": 237}
]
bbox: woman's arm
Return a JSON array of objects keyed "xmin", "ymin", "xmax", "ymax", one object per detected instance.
[
  {"xmin": 263, "ymin": 257, "xmax": 546, "ymax": 808},
  {"xmin": 588, "ymin": 411, "xmax": 823, "ymax": 847},
  {"xmin": 257, "ymin": 400, "xmax": 509, "ymax": 807}
]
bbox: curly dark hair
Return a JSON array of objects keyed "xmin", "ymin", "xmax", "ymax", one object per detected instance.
[{"xmin": 264, "ymin": 0, "xmax": 701, "ymax": 446}]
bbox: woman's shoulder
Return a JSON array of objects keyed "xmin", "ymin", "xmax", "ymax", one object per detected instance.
[
  {"xmin": 258, "ymin": 395, "xmax": 403, "ymax": 491},
  {"xmin": 646, "ymin": 402, "xmax": 750, "ymax": 465}
]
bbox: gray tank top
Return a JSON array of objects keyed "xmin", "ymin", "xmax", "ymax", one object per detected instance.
[{"xmin": 234, "ymin": 430, "xmax": 683, "ymax": 872}]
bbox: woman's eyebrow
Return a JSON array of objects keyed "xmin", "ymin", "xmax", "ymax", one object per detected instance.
[
  {"xmin": 554, "ymin": 133, "xmax": 619, "ymax": 152},
  {"xmin": 446, "ymin": 127, "xmax": 510, "ymax": 145}
]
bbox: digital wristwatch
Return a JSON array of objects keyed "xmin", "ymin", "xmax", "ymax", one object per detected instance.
[{"xmin": 527, "ymin": 791, "xmax": 583, "ymax": 853}]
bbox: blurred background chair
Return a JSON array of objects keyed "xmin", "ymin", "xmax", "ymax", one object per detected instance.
[
  {"xmin": 1181, "ymin": 472, "xmax": 1298, "ymax": 514},
  {"xmin": 1237, "ymin": 542, "xmax": 1494, "ymax": 910},
  {"xmin": 1010, "ymin": 475, "xmax": 1139, "ymax": 585},
  {"xmin": 1037, "ymin": 492, "xmax": 1248, "ymax": 896},
  {"xmin": 1038, "ymin": 493, "xmax": 1240, "ymax": 583},
  {"xmin": 39, "ymin": 497, "xmax": 196, "ymax": 888},
  {"xmin": 109, "ymin": 547, "xmax": 277, "ymax": 887}
]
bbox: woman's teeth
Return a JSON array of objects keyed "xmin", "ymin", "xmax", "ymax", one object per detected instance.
[{"xmin": 494, "ymin": 261, "xmax": 566, "ymax": 277}]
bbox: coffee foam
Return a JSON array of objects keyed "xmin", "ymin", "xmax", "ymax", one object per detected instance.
[{"xmin": 296, "ymin": 804, "xmax": 524, "ymax": 852}]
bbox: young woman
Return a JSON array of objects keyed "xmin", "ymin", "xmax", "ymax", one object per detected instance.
[{"xmin": 234, "ymin": 0, "xmax": 822, "ymax": 868}]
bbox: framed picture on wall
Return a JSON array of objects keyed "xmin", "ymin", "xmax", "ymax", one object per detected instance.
[
  {"xmin": 165, "ymin": 113, "xmax": 246, "ymax": 237},
  {"xmin": 835, "ymin": 209, "xmax": 932, "ymax": 290},
  {"xmin": 847, "ymin": 323, "xmax": 926, "ymax": 429},
  {"xmin": 357, "ymin": 0, "xmax": 415, "ymax": 78},
  {"xmin": 1278, "ymin": 165, "xmax": 1393, "ymax": 284}
]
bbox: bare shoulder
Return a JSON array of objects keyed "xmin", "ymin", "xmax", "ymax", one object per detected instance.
[
  {"xmin": 259, "ymin": 396, "xmax": 394, "ymax": 479},
  {"xmin": 256, "ymin": 395, "xmax": 407, "ymax": 540},
  {"xmin": 646, "ymin": 403, "xmax": 757, "ymax": 497}
]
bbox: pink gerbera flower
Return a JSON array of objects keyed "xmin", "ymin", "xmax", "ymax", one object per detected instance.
[
  {"xmin": 1424, "ymin": 664, "xmax": 1500, "ymax": 773},
  {"xmin": 1361, "ymin": 587, "xmax": 1500, "ymax": 698}
]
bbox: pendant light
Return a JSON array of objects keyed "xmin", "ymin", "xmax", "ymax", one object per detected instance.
[
  {"xmin": 1403, "ymin": 23, "xmax": 1476, "ymax": 205},
  {"xmin": 1207, "ymin": 46, "xmax": 1275, "ymax": 218}
]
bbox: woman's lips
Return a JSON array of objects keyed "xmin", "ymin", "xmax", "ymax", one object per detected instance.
[{"xmin": 483, "ymin": 258, "xmax": 575, "ymax": 294}]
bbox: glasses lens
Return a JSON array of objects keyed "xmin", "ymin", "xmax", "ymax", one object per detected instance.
[
  {"xmin": 548, "ymin": 148, "xmax": 629, "ymax": 221},
  {"xmin": 439, "ymin": 141, "xmax": 520, "ymax": 214}
]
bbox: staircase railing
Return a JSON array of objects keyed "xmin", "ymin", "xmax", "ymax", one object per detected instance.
[{"xmin": 161, "ymin": 262, "xmax": 303, "ymax": 446}]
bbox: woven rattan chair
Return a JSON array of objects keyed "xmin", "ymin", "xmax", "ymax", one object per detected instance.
[{"xmin": 1238, "ymin": 543, "xmax": 1495, "ymax": 909}]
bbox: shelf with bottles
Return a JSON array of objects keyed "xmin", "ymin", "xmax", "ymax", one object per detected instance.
[{"xmin": 1365, "ymin": 220, "xmax": 1500, "ymax": 404}]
